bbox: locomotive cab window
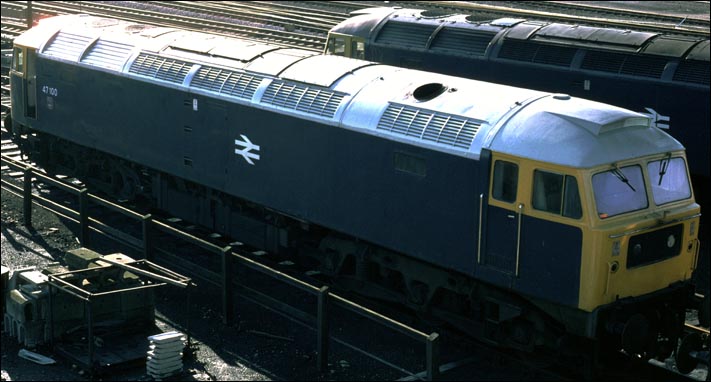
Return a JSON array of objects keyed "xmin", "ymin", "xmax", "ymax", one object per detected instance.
[
  {"xmin": 352, "ymin": 40, "xmax": 365, "ymax": 60},
  {"xmin": 532, "ymin": 170, "xmax": 582, "ymax": 219},
  {"xmin": 647, "ymin": 156, "xmax": 691, "ymax": 205},
  {"xmin": 492, "ymin": 160, "xmax": 518, "ymax": 203},
  {"xmin": 592, "ymin": 164, "xmax": 648, "ymax": 219},
  {"xmin": 326, "ymin": 36, "xmax": 346, "ymax": 56}
]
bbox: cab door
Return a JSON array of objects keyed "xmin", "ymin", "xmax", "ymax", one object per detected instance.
[
  {"xmin": 9, "ymin": 47, "xmax": 27, "ymax": 124},
  {"xmin": 9, "ymin": 45, "xmax": 37, "ymax": 125},
  {"xmin": 482, "ymin": 156, "xmax": 522, "ymax": 281}
]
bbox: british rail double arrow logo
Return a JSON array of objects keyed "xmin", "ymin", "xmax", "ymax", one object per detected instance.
[{"xmin": 234, "ymin": 135, "xmax": 260, "ymax": 165}]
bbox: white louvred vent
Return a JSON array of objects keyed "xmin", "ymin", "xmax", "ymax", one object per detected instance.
[
  {"xmin": 261, "ymin": 80, "xmax": 345, "ymax": 118},
  {"xmin": 43, "ymin": 32, "xmax": 94, "ymax": 61},
  {"xmin": 129, "ymin": 53, "xmax": 192, "ymax": 84},
  {"xmin": 81, "ymin": 39, "xmax": 133, "ymax": 70},
  {"xmin": 191, "ymin": 66, "xmax": 263, "ymax": 100},
  {"xmin": 378, "ymin": 103, "xmax": 482, "ymax": 149}
]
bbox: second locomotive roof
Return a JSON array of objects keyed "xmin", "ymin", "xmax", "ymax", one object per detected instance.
[{"xmin": 18, "ymin": 15, "xmax": 683, "ymax": 168}]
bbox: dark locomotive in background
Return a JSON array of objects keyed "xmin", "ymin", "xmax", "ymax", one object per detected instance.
[
  {"xmin": 5, "ymin": 12, "xmax": 706, "ymax": 377},
  {"xmin": 325, "ymin": 7, "xmax": 710, "ymax": 199}
]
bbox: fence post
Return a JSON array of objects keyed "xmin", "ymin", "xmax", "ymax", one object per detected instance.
[
  {"xmin": 47, "ymin": 280, "xmax": 54, "ymax": 346},
  {"xmin": 426, "ymin": 332, "xmax": 440, "ymax": 381},
  {"xmin": 87, "ymin": 299, "xmax": 94, "ymax": 374},
  {"xmin": 26, "ymin": 0, "xmax": 33, "ymax": 29},
  {"xmin": 142, "ymin": 214, "xmax": 153, "ymax": 260},
  {"xmin": 23, "ymin": 167, "xmax": 32, "ymax": 227},
  {"xmin": 317, "ymin": 286, "xmax": 330, "ymax": 374},
  {"xmin": 221, "ymin": 246, "xmax": 233, "ymax": 325},
  {"xmin": 79, "ymin": 188, "xmax": 89, "ymax": 246}
]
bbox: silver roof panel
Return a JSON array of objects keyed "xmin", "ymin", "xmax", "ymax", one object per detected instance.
[
  {"xmin": 244, "ymin": 49, "xmax": 315, "ymax": 77},
  {"xmin": 534, "ymin": 24, "xmax": 657, "ymax": 47},
  {"xmin": 280, "ymin": 55, "xmax": 375, "ymax": 88},
  {"xmin": 487, "ymin": 96, "xmax": 682, "ymax": 167}
]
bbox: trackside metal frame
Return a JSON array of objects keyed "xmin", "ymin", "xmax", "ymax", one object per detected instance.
[{"xmin": 2, "ymin": 154, "xmax": 441, "ymax": 380}]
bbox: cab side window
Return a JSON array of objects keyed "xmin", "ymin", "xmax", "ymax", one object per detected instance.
[
  {"xmin": 532, "ymin": 170, "xmax": 582, "ymax": 219},
  {"xmin": 13, "ymin": 47, "xmax": 24, "ymax": 73},
  {"xmin": 492, "ymin": 160, "xmax": 518, "ymax": 203},
  {"xmin": 352, "ymin": 41, "xmax": 365, "ymax": 59},
  {"xmin": 327, "ymin": 36, "xmax": 346, "ymax": 56}
]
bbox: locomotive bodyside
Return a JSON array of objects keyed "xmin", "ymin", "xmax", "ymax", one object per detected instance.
[{"xmin": 9, "ymin": 15, "xmax": 701, "ymax": 362}]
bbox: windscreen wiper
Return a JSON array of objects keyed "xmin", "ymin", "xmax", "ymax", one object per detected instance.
[
  {"xmin": 611, "ymin": 165, "xmax": 636, "ymax": 192},
  {"xmin": 658, "ymin": 153, "xmax": 671, "ymax": 186}
]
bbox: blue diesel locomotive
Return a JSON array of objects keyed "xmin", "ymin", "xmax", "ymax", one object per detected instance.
[
  {"xmin": 9, "ymin": 15, "xmax": 702, "ymax": 369},
  {"xmin": 325, "ymin": 7, "xmax": 710, "ymax": 184}
]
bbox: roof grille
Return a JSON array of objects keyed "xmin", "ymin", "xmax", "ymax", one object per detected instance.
[
  {"xmin": 129, "ymin": 53, "xmax": 192, "ymax": 84},
  {"xmin": 261, "ymin": 81, "xmax": 345, "ymax": 118},
  {"xmin": 81, "ymin": 39, "xmax": 133, "ymax": 70},
  {"xmin": 498, "ymin": 40, "xmax": 576, "ymax": 67},
  {"xmin": 376, "ymin": 21, "xmax": 437, "ymax": 48},
  {"xmin": 191, "ymin": 66, "xmax": 263, "ymax": 100},
  {"xmin": 430, "ymin": 28, "xmax": 496, "ymax": 56},
  {"xmin": 378, "ymin": 104, "xmax": 482, "ymax": 149},
  {"xmin": 43, "ymin": 32, "xmax": 93, "ymax": 61},
  {"xmin": 582, "ymin": 50, "xmax": 667, "ymax": 78},
  {"xmin": 673, "ymin": 60, "xmax": 710, "ymax": 85}
]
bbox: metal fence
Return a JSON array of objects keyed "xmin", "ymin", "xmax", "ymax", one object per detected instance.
[{"xmin": 1, "ymin": 154, "xmax": 441, "ymax": 380}]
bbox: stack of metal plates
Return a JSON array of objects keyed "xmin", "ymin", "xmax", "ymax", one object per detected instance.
[{"xmin": 146, "ymin": 331, "xmax": 186, "ymax": 379}]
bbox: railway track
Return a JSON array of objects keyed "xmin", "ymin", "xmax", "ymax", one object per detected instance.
[
  {"xmin": 149, "ymin": 1, "xmax": 345, "ymax": 34},
  {"xmin": 485, "ymin": 1, "xmax": 709, "ymax": 31},
  {"xmin": 2, "ymin": 0, "xmax": 327, "ymax": 51},
  {"xmin": 2, "ymin": 1, "xmax": 709, "ymax": 53}
]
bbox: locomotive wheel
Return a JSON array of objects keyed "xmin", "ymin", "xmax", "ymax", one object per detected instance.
[
  {"xmin": 109, "ymin": 160, "xmax": 141, "ymax": 201},
  {"xmin": 675, "ymin": 332, "xmax": 702, "ymax": 374},
  {"xmin": 656, "ymin": 307, "xmax": 683, "ymax": 360},
  {"xmin": 621, "ymin": 314, "xmax": 650, "ymax": 356}
]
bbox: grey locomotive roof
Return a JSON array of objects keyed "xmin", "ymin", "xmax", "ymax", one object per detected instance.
[{"xmin": 18, "ymin": 15, "xmax": 684, "ymax": 168}]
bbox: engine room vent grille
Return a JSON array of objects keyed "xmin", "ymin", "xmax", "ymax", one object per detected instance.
[
  {"xmin": 430, "ymin": 28, "xmax": 497, "ymax": 56},
  {"xmin": 129, "ymin": 53, "xmax": 192, "ymax": 84},
  {"xmin": 619, "ymin": 55, "xmax": 668, "ymax": 78},
  {"xmin": 43, "ymin": 32, "xmax": 93, "ymax": 61},
  {"xmin": 261, "ymin": 81, "xmax": 345, "ymax": 118},
  {"xmin": 81, "ymin": 39, "xmax": 133, "ymax": 70},
  {"xmin": 498, "ymin": 40, "xmax": 576, "ymax": 67},
  {"xmin": 581, "ymin": 50, "xmax": 667, "ymax": 78},
  {"xmin": 191, "ymin": 66, "xmax": 263, "ymax": 100},
  {"xmin": 378, "ymin": 104, "xmax": 481, "ymax": 149},
  {"xmin": 376, "ymin": 21, "xmax": 438, "ymax": 48},
  {"xmin": 673, "ymin": 60, "xmax": 710, "ymax": 85}
]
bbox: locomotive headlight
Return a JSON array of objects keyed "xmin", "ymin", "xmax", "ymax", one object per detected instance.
[
  {"xmin": 690, "ymin": 221, "xmax": 696, "ymax": 236},
  {"xmin": 612, "ymin": 240, "xmax": 621, "ymax": 257},
  {"xmin": 666, "ymin": 234, "xmax": 676, "ymax": 248}
]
